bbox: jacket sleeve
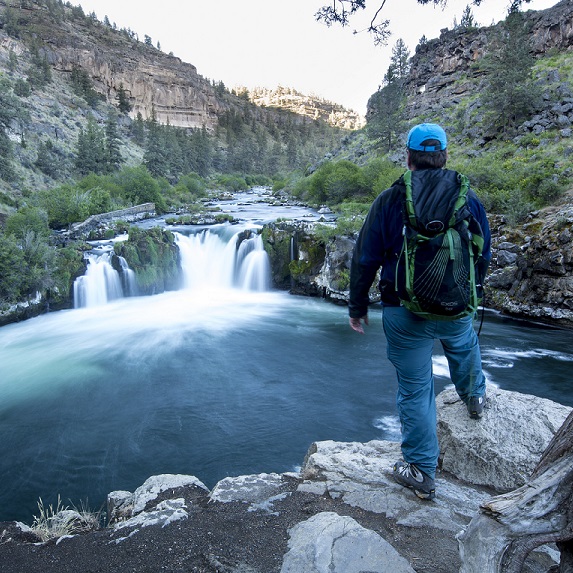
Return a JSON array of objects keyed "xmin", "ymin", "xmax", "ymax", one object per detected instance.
[{"xmin": 348, "ymin": 194, "xmax": 387, "ymax": 318}]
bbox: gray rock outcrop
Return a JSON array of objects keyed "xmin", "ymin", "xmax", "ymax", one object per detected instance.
[
  {"xmin": 437, "ymin": 385, "xmax": 572, "ymax": 491},
  {"xmin": 487, "ymin": 201, "xmax": 573, "ymax": 326}
]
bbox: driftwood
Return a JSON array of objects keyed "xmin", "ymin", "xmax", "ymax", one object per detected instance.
[{"xmin": 458, "ymin": 410, "xmax": 573, "ymax": 573}]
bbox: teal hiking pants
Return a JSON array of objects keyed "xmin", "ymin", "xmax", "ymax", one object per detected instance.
[{"xmin": 382, "ymin": 305, "xmax": 486, "ymax": 479}]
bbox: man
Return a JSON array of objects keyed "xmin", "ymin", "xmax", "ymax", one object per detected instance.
[{"xmin": 348, "ymin": 123, "xmax": 491, "ymax": 501}]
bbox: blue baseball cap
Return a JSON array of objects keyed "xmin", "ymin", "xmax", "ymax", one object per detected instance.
[{"xmin": 407, "ymin": 123, "xmax": 447, "ymax": 152}]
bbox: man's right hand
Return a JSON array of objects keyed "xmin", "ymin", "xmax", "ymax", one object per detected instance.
[{"xmin": 349, "ymin": 315, "xmax": 369, "ymax": 334}]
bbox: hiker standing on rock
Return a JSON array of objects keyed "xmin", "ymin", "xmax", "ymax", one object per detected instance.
[{"xmin": 348, "ymin": 123, "xmax": 491, "ymax": 500}]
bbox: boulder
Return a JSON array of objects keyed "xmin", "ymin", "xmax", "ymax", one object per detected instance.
[
  {"xmin": 437, "ymin": 385, "xmax": 572, "ymax": 491},
  {"xmin": 300, "ymin": 439, "xmax": 492, "ymax": 532}
]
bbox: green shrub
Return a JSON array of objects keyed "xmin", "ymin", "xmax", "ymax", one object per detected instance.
[
  {"xmin": 314, "ymin": 202, "xmax": 370, "ymax": 241},
  {"xmin": 245, "ymin": 174, "xmax": 273, "ymax": 187},
  {"xmin": 114, "ymin": 227, "xmax": 179, "ymax": 293},
  {"xmin": 212, "ymin": 173, "xmax": 248, "ymax": 191},
  {"xmin": 334, "ymin": 269, "xmax": 350, "ymax": 291},
  {"xmin": 34, "ymin": 184, "xmax": 90, "ymax": 228},
  {"xmin": 111, "ymin": 166, "xmax": 168, "ymax": 212},
  {"xmin": 503, "ymin": 189, "xmax": 535, "ymax": 226},
  {"xmin": 295, "ymin": 160, "xmax": 369, "ymax": 206},
  {"xmin": 0, "ymin": 231, "xmax": 27, "ymax": 302},
  {"xmin": 450, "ymin": 148, "xmax": 567, "ymax": 215},
  {"xmin": 13, "ymin": 78, "xmax": 31, "ymax": 97},
  {"xmin": 5, "ymin": 206, "xmax": 50, "ymax": 240}
]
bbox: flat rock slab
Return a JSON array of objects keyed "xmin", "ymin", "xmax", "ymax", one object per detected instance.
[{"xmin": 281, "ymin": 511, "xmax": 416, "ymax": 573}]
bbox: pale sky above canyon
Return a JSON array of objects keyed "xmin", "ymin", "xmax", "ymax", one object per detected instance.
[{"xmin": 77, "ymin": 0, "xmax": 558, "ymax": 115}]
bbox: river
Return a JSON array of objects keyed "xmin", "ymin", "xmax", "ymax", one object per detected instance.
[{"xmin": 0, "ymin": 190, "xmax": 571, "ymax": 524}]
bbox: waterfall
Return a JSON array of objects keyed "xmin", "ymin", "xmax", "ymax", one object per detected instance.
[
  {"xmin": 73, "ymin": 228, "xmax": 271, "ymax": 308},
  {"xmin": 118, "ymin": 256, "xmax": 138, "ymax": 297},
  {"xmin": 73, "ymin": 253, "xmax": 125, "ymax": 308},
  {"xmin": 175, "ymin": 229, "xmax": 270, "ymax": 292},
  {"xmin": 237, "ymin": 234, "xmax": 270, "ymax": 291}
]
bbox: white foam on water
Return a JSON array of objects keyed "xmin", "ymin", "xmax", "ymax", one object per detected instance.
[
  {"xmin": 432, "ymin": 354, "xmax": 497, "ymax": 388},
  {"xmin": 432, "ymin": 355, "xmax": 451, "ymax": 380},
  {"xmin": 484, "ymin": 347, "xmax": 573, "ymax": 363},
  {"xmin": 0, "ymin": 287, "xmax": 295, "ymax": 404},
  {"xmin": 373, "ymin": 415, "xmax": 401, "ymax": 441}
]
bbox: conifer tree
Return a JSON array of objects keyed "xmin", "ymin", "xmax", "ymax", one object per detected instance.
[
  {"xmin": 480, "ymin": 11, "xmax": 542, "ymax": 135},
  {"xmin": 459, "ymin": 5, "xmax": 478, "ymax": 29},
  {"xmin": 75, "ymin": 116, "xmax": 106, "ymax": 175},
  {"xmin": 117, "ymin": 83, "xmax": 132, "ymax": 114},
  {"xmin": 104, "ymin": 112, "xmax": 124, "ymax": 172},
  {"xmin": 367, "ymin": 39, "xmax": 410, "ymax": 151},
  {"xmin": 143, "ymin": 108, "xmax": 169, "ymax": 178},
  {"xmin": 0, "ymin": 77, "xmax": 28, "ymax": 181},
  {"xmin": 70, "ymin": 66, "xmax": 99, "ymax": 107},
  {"xmin": 131, "ymin": 112, "xmax": 146, "ymax": 144}
]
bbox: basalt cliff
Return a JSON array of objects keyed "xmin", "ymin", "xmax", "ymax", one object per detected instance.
[{"xmin": 0, "ymin": 0, "xmax": 361, "ymax": 131}]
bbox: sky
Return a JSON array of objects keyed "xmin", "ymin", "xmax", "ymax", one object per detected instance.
[{"xmin": 75, "ymin": 0, "xmax": 559, "ymax": 115}]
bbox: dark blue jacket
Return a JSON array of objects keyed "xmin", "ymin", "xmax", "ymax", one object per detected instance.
[{"xmin": 348, "ymin": 168, "xmax": 492, "ymax": 318}]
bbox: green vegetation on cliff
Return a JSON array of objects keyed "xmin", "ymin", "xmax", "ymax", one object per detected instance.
[{"xmin": 114, "ymin": 227, "xmax": 180, "ymax": 295}]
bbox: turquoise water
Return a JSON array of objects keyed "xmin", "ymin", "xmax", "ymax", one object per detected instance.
[
  {"xmin": 0, "ymin": 292, "xmax": 571, "ymax": 524},
  {"xmin": 0, "ymin": 224, "xmax": 571, "ymax": 524}
]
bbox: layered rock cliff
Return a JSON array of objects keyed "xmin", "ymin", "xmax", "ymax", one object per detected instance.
[
  {"xmin": 1, "ymin": 0, "xmax": 225, "ymax": 130},
  {"xmin": 0, "ymin": 0, "xmax": 360, "ymax": 132},
  {"xmin": 249, "ymin": 86, "xmax": 365, "ymax": 130}
]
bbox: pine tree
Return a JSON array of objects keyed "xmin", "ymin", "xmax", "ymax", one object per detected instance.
[
  {"xmin": 104, "ymin": 112, "xmax": 124, "ymax": 172},
  {"xmin": 70, "ymin": 66, "xmax": 99, "ymax": 107},
  {"xmin": 480, "ymin": 11, "xmax": 542, "ymax": 135},
  {"xmin": 388, "ymin": 38, "xmax": 410, "ymax": 80},
  {"xmin": 459, "ymin": 5, "xmax": 478, "ymax": 30},
  {"xmin": 131, "ymin": 112, "xmax": 146, "ymax": 144},
  {"xmin": 0, "ymin": 76, "xmax": 28, "ymax": 181},
  {"xmin": 75, "ymin": 116, "xmax": 106, "ymax": 175},
  {"xmin": 143, "ymin": 108, "xmax": 169, "ymax": 178},
  {"xmin": 367, "ymin": 39, "xmax": 410, "ymax": 150},
  {"xmin": 117, "ymin": 83, "xmax": 132, "ymax": 114}
]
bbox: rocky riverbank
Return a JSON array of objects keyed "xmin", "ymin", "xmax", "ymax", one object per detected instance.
[
  {"xmin": 1, "ymin": 386, "xmax": 570, "ymax": 573},
  {"xmin": 271, "ymin": 194, "xmax": 573, "ymax": 330}
]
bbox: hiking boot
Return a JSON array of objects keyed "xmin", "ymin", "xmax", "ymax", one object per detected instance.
[
  {"xmin": 392, "ymin": 461, "xmax": 436, "ymax": 501},
  {"xmin": 467, "ymin": 393, "xmax": 486, "ymax": 419}
]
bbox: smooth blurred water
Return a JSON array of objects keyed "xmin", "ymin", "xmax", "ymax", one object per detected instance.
[
  {"xmin": 0, "ymin": 294, "xmax": 571, "ymax": 523},
  {"xmin": 0, "ymin": 221, "xmax": 572, "ymax": 524}
]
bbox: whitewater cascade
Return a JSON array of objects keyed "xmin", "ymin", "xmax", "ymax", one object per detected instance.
[
  {"xmin": 175, "ymin": 229, "xmax": 270, "ymax": 292},
  {"xmin": 73, "ymin": 253, "xmax": 125, "ymax": 308},
  {"xmin": 73, "ymin": 228, "xmax": 271, "ymax": 308}
]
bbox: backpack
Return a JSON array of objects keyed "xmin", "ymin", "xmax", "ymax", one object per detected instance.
[{"xmin": 395, "ymin": 170, "xmax": 485, "ymax": 320}]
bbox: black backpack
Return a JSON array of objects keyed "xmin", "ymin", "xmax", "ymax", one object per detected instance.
[{"xmin": 395, "ymin": 170, "xmax": 485, "ymax": 320}]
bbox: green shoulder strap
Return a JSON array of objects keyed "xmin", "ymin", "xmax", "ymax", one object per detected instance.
[
  {"xmin": 449, "ymin": 173, "xmax": 470, "ymax": 227},
  {"xmin": 401, "ymin": 170, "xmax": 417, "ymax": 227}
]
